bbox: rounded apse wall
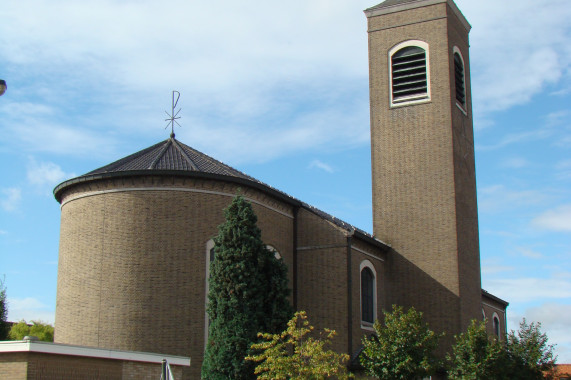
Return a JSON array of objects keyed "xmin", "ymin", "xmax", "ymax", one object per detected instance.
[{"xmin": 55, "ymin": 174, "xmax": 294, "ymax": 367}]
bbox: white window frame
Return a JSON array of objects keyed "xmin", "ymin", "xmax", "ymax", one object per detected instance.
[
  {"xmin": 360, "ymin": 260, "xmax": 377, "ymax": 330},
  {"xmin": 452, "ymin": 46, "xmax": 467, "ymax": 114},
  {"xmin": 389, "ymin": 40, "xmax": 431, "ymax": 107},
  {"xmin": 266, "ymin": 244, "xmax": 281, "ymax": 260}
]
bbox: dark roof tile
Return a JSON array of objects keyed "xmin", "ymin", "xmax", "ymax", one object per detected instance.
[
  {"xmin": 366, "ymin": 0, "xmax": 421, "ymax": 11},
  {"xmin": 86, "ymin": 137, "xmax": 252, "ymax": 180}
]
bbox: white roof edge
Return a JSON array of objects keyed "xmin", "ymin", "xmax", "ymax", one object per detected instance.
[
  {"xmin": 0, "ymin": 341, "xmax": 190, "ymax": 367},
  {"xmin": 364, "ymin": 0, "xmax": 471, "ymax": 32}
]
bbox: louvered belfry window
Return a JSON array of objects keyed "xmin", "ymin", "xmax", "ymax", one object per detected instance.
[
  {"xmin": 391, "ymin": 46, "xmax": 428, "ymax": 103},
  {"xmin": 454, "ymin": 52, "xmax": 466, "ymax": 106}
]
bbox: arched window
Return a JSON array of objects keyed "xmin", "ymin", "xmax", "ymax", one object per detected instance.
[
  {"xmin": 453, "ymin": 47, "xmax": 466, "ymax": 109},
  {"xmin": 360, "ymin": 260, "xmax": 377, "ymax": 326},
  {"xmin": 266, "ymin": 245, "xmax": 281, "ymax": 260},
  {"xmin": 389, "ymin": 40, "xmax": 430, "ymax": 106},
  {"xmin": 493, "ymin": 313, "xmax": 500, "ymax": 337},
  {"xmin": 482, "ymin": 308, "xmax": 486, "ymax": 321}
]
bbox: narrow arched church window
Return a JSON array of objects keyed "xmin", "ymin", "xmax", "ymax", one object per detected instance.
[
  {"xmin": 360, "ymin": 261, "xmax": 377, "ymax": 325},
  {"xmin": 266, "ymin": 245, "xmax": 281, "ymax": 260},
  {"xmin": 493, "ymin": 313, "xmax": 500, "ymax": 337}
]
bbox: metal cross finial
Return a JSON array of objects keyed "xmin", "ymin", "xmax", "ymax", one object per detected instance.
[{"xmin": 165, "ymin": 91, "xmax": 181, "ymax": 138}]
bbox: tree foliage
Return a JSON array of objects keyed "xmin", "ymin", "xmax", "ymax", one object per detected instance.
[
  {"xmin": 246, "ymin": 311, "xmax": 353, "ymax": 380},
  {"xmin": 505, "ymin": 319, "xmax": 556, "ymax": 380},
  {"xmin": 0, "ymin": 276, "xmax": 8, "ymax": 340},
  {"xmin": 360, "ymin": 305, "xmax": 441, "ymax": 380},
  {"xmin": 447, "ymin": 320, "xmax": 506, "ymax": 380},
  {"xmin": 9, "ymin": 320, "xmax": 54, "ymax": 342},
  {"xmin": 447, "ymin": 318, "xmax": 557, "ymax": 380},
  {"xmin": 201, "ymin": 195, "xmax": 293, "ymax": 380}
]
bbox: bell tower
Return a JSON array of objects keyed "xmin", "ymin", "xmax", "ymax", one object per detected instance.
[{"xmin": 365, "ymin": 0, "xmax": 481, "ymax": 337}]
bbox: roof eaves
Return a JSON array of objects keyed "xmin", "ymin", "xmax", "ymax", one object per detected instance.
[
  {"xmin": 300, "ymin": 202, "xmax": 391, "ymax": 252},
  {"xmin": 482, "ymin": 289, "xmax": 509, "ymax": 307},
  {"xmin": 364, "ymin": 0, "xmax": 471, "ymax": 32}
]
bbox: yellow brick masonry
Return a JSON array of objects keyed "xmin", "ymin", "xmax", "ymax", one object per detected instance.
[
  {"xmin": 367, "ymin": 0, "xmax": 481, "ymax": 351},
  {"xmin": 56, "ymin": 173, "xmax": 388, "ymax": 379}
]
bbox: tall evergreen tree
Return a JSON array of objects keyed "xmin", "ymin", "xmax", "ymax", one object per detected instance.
[
  {"xmin": 202, "ymin": 195, "xmax": 292, "ymax": 380},
  {"xmin": 0, "ymin": 276, "xmax": 9, "ymax": 341}
]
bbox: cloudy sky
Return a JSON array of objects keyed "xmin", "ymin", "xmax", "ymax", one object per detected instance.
[{"xmin": 1, "ymin": 0, "xmax": 570, "ymax": 362}]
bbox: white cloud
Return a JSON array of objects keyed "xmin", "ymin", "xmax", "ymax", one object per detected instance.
[
  {"xmin": 487, "ymin": 276, "xmax": 571, "ymax": 304},
  {"xmin": 26, "ymin": 157, "xmax": 75, "ymax": 190},
  {"xmin": 501, "ymin": 157, "xmax": 530, "ymax": 169},
  {"xmin": 516, "ymin": 247, "xmax": 543, "ymax": 259},
  {"xmin": 533, "ymin": 204, "xmax": 571, "ymax": 232},
  {"xmin": 180, "ymin": 98, "xmax": 369, "ymax": 165},
  {"xmin": 478, "ymin": 185, "xmax": 545, "ymax": 213},
  {"xmin": 481, "ymin": 264, "xmax": 515, "ymax": 275},
  {"xmin": 6, "ymin": 297, "xmax": 55, "ymax": 324},
  {"xmin": 457, "ymin": 0, "xmax": 571, "ymax": 114},
  {"xmin": 0, "ymin": 0, "xmax": 372, "ymax": 162},
  {"xmin": 545, "ymin": 110, "xmax": 570, "ymax": 127},
  {"xmin": 1, "ymin": 188, "xmax": 22, "ymax": 212},
  {"xmin": 476, "ymin": 128, "xmax": 552, "ymax": 151},
  {"xmin": 0, "ymin": 230, "xmax": 7, "ymax": 235},
  {"xmin": 308, "ymin": 160, "xmax": 334, "ymax": 173},
  {"xmin": 0, "ymin": 0, "xmax": 568, "ymax": 163}
]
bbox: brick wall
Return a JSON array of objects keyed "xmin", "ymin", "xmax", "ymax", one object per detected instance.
[
  {"xmin": 367, "ymin": 0, "xmax": 481, "ymax": 343},
  {"xmin": 0, "ymin": 351, "xmax": 185, "ymax": 380},
  {"xmin": 56, "ymin": 175, "xmax": 294, "ymax": 379},
  {"xmin": 0, "ymin": 353, "xmax": 28, "ymax": 379}
]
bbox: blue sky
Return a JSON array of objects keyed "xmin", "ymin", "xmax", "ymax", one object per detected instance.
[{"xmin": 1, "ymin": 0, "xmax": 570, "ymax": 362}]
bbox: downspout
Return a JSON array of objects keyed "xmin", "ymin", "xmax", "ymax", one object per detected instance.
[
  {"xmin": 347, "ymin": 235, "xmax": 353, "ymax": 356},
  {"xmin": 293, "ymin": 206, "xmax": 299, "ymax": 310}
]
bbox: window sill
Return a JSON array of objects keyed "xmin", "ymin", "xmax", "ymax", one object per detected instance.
[
  {"xmin": 455, "ymin": 101, "xmax": 468, "ymax": 116},
  {"xmin": 360, "ymin": 322, "xmax": 375, "ymax": 331},
  {"xmin": 390, "ymin": 96, "xmax": 431, "ymax": 108}
]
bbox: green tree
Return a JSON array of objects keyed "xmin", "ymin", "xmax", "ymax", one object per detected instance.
[
  {"xmin": 360, "ymin": 305, "xmax": 441, "ymax": 380},
  {"xmin": 0, "ymin": 276, "xmax": 8, "ymax": 340},
  {"xmin": 505, "ymin": 319, "xmax": 557, "ymax": 380},
  {"xmin": 9, "ymin": 320, "xmax": 54, "ymax": 342},
  {"xmin": 201, "ymin": 195, "xmax": 293, "ymax": 380},
  {"xmin": 447, "ymin": 319, "xmax": 507, "ymax": 380},
  {"xmin": 448, "ymin": 318, "xmax": 557, "ymax": 380},
  {"xmin": 246, "ymin": 311, "xmax": 353, "ymax": 380}
]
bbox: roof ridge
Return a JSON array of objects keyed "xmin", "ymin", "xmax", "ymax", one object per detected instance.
[
  {"xmin": 171, "ymin": 138, "xmax": 199, "ymax": 170},
  {"xmin": 148, "ymin": 139, "xmax": 172, "ymax": 169}
]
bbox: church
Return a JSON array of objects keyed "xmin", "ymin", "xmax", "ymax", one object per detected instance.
[{"xmin": 8, "ymin": 0, "xmax": 510, "ymax": 379}]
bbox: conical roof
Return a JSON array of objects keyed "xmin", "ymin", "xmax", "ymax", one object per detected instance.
[{"xmin": 85, "ymin": 136, "xmax": 252, "ymax": 179}]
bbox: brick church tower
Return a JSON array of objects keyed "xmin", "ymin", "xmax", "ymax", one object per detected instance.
[{"xmin": 365, "ymin": 0, "xmax": 481, "ymax": 338}]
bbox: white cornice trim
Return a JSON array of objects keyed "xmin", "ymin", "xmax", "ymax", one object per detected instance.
[
  {"xmin": 61, "ymin": 187, "xmax": 294, "ymax": 219},
  {"xmin": 365, "ymin": 0, "xmax": 470, "ymax": 32},
  {"xmin": 482, "ymin": 301, "xmax": 507, "ymax": 313},
  {"xmin": 0, "ymin": 341, "xmax": 190, "ymax": 366}
]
